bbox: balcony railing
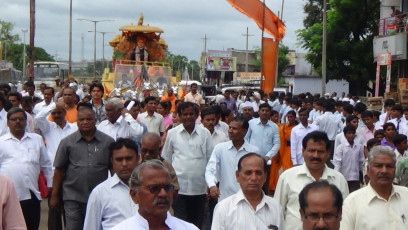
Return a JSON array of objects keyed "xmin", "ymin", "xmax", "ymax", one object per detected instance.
[{"xmin": 378, "ymin": 12, "xmax": 408, "ymax": 36}]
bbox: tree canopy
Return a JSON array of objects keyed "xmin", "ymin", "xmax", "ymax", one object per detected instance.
[{"xmin": 297, "ymin": 0, "xmax": 380, "ymax": 94}]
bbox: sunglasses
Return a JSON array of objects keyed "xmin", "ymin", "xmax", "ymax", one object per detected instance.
[{"xmin": 140, "ymin": 184, "xmax": 174, "ymax": 194}]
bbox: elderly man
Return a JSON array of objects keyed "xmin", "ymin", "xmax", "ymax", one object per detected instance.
[
  {"xmin": 340, "ymin": 145, "xmax": 408, "ymax": 229},
  {"xmin": 0, "ymin": 107, "xmax": 53, "ymax": 230},
  {"xmin": 162, "ymin": 102, "xmax": 213, "ymax": 228},
  {"xmin": 240, "ymin": 101, "xmax": 254, "ymax": 120},
  {"xmin": 275, "ymin": 131, "xmax": 349, "ymax": 230},
  {"xmin": 299, "ymin": 180, "xmax": 343, "ymax": 230},
  {"xmin": 206, "ymin": 116, "xmax": 259, "ymax": 201},
  {"xmin": 97, "ymin": 98, "xmax": 144, "ymax": 140},
  {"xmin": 112, "ymin": 160, "xmax": 199, "ymax": 230},
  {"xmin": 211, "ymin": 153, "xmax": 285, "ymax": 230},
  {"xmin": 50, "ymin": 106, "xmax": 114, "ymax": 230},
  {"xmin": 84, "ymin": 138, "xmax": 140, "ymax": 230}
]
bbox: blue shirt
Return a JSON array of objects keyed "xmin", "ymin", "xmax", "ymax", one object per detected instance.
[
  {"xmin": 205, "ymin": 140, "xmax": 259, "ymax": 201},
  {"xmin": 245, "ymin": 118, "xmax": 280, "ymax": 158}
]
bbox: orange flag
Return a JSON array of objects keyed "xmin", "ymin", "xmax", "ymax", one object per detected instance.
[
  {"xmin": 226, "ymin": 0, "xmax": 285, "ymax": 41},
  {"xmin": 261, "ymin": 37, "xmax": 278, "ymax": 95},
  {"xmin": 103, "ymin": 83, "xmax": 111, "ymax": 97},
  {"xmin": 181, "ymin": 81, "xmax": 188, "ymax": 99}
]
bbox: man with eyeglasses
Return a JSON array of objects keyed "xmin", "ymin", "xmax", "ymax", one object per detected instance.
[
  {"xmin": 84, "ymin": 138, "xmax": 140, "ymax": 230},
  {"xmin": 299, "ymin": 180, "xmax": 343, "ymax": 230},
  {"xmin": 112, "ymin": 160, "xmax": 198, "ymax": 230},
  {"xmin": 35, "ymin": 101, "xmax": 77, "ymax": 230},
  {"xmin": 274, "ymin": 131, "xmax": 349, "ymax": 230},
  {"xmin": 0, "ymin": 107, "xmax": 53, "ymax": 230}
]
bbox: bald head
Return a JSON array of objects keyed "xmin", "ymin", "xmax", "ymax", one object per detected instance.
[{"xmin": 140, "ymin": 133, "xmax": 162, "ymax": 162}]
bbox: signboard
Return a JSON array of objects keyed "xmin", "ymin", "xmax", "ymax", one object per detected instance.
[
  {"xmin": 378, "ymin": 17, "xmax": 397, "ymax": 36},
  {"xmin": 236, "ymin": 72, "xmax": 261, "ymax": 83},
  {"xmin": 206, "ymin": 50, "xmax": 237, "ymax": 71},
  {"xmin": 375, "ymin": 52, "xmax": 391, "ymax": 96}
]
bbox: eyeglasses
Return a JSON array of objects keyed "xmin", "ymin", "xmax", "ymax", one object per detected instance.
[
  {"xmin": 304, "ymin": 212, "xmax": 339, "ymax": 223},
  {"xmin": 8, "ymin": 117, "xmax": 26, "ymax": 122},
  {"xmin": 140, "ymin": 184, "xmax": 174, "ymax": 194}
]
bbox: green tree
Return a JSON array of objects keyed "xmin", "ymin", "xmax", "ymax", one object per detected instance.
[
  {"xmin": 0, "ymin": 20, "xmax": 20, "ymax": 61},
  {"xmin": 6, "ymin": 44, "xmax": 54, "ymax": 71},
  {"xmin": 297, "ymin": 0, "xmax": 380, "ymax": 94},
  {"xmin": 251, "ymin": 44, "xmax": 291, "ymax": 85},
  {"xmin": 166, "ymin": 51, "xmax": 188, "ymax": 74},
  {"xmin": 187, "ymin": 60, "xmax": 200, "ymax": 81}
]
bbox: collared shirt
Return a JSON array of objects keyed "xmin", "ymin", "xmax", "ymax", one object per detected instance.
[
  {"xmin": 111, "ymin": 211, "xmax": 199, "ymax": 230},
  {"xmin": 394, "ymin": 149, "xmax": 408, "ymax": 167},
  {"xmin": 212, "ymin": 189, "xmax": 285, "ymax": 230},
  {"xmin": 312, "ymin": 111, "xmax": 343, "ymax": 140},
  {"xmin": 184, "ymin": 92, "xmax": 203, "ymax": 105},
  {"xmin": 97, "ymin": 114, "xmax": 144, "ymax": 141},
  {"xmin": 388, "ymin": 117, "xmax": 407, "ymax": 133},
  {"xmin": 340, "ymin": 183, "xmax": 408, "ymax": 230},
  {"xmin": 210, "ymin": 129, "xmax": 229, "ymax": 147},
  {"xmin": 275, "ymin": 164, "xmax": 349, "ymax": 230},
  {"xmin": 396, "ymin": 157, "xmax": 408, "ymax": 184},
  {"xmin": 33, "ymin": 100, "xmax": 55, "ymax": 115},
  {"xmin": 268, "ymin": 98, "xmax": 281, "ymax": 112},
  {"xmin": 0, "ymin": 175, "xmax": 27, "ymax": 229},
  {"xmin": 252, "ymin": 100, "xmax": 265, "ymax": 113},
  {"xmin": 307, "ymin": 109, "xmax": 322, "ymax": 122},
  {"xmin": 162, "ymin": 124, "xmax": 213, "ymax": 195},
  {"xmin": 137, "ymin": 112, "xmax": 164, "ymax": 136},
  {"xmin": 91, "ymin": 99, "xmax": 107, "ymax": 125},
  {"xmin": 205, "ymin": 140, "xmax": 259, "ymax": 201},
  {"xmin": 334, "ymin": 132, "xmax": 365, "ymax": 150},
  {"xmin": 84, "ymin": 174, "xmax": 138, "ymax": 230},
  {"xmin": 219, "ymin": 97, "xmax": 238, "ymax": 114},
  {"xmin": 359, "ymin": 126, "xmax": 376, "ymax": 146},
  {"xmin": 215, "ymin": 121, "xmax": 229, "ymax": 137},
  {"xmin": 35, "ymin": 104, "xmax": 77, "ymax": 170},
  {"xmin": 381, "ymin": 137, "xmax": 396, "ymax": 150},
  {"xmin": 245, "ymin": 118, "xmax": 280, "ymax": 158},
  {"xmin": 290, "ymin": 123, "xmax": 318, "ymax": 165},
  {"xmin": 0, "ymin": 108, "xmax": 8, "ymax": 136},
  {"xmin": 0, "ymin": 132, "xmax": 53, "ymax": 201},
  {"xmin": 53, "ymin": 130, "xmax": 114, "ymax": 203},
  {"xmin": 334, "ymin": 141, "xmax": 365, "ymax": 181}
]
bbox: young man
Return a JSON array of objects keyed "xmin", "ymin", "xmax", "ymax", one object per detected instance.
[
  {"xmin": 334, "ymin": 125, "xmax": 365, "ymax": 193},
  {"xmin": 392, "ymin": 134, "xmax": 408, "ymax": 167},
  {"xmin": 89, "ymin": 83, "xmax": 107, "ymax": 125},
  {"xmin": 200, "ymin": 108, "xmax": 228, "ymax": 147},
  {"xmin": 138, "ymin": 96, "xmax": 164, "ymax": 136}
]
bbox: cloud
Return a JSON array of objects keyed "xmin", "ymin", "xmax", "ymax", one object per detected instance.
[{"xmin": 1, "ymin": 0, "xmax": 306, "ymax": 62}]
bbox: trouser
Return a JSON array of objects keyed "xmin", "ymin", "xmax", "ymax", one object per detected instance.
[
  {"xmin": 347, "ymin": 180, "xmax": 361, "ymax": 193},
  {"xmin": 48, "ymin": 196, "xmax": 65, "ymax": 230},
  {"xmin": 64, "ymin": 200, "xmax": 87, "ymax": 230},
  {"xmin": 20, "ymin": 191, "xmax": 41, "ymax": 230},
  {"xmin": 172, "ymin": 194, "xmax": 206, "ymax": 229}
]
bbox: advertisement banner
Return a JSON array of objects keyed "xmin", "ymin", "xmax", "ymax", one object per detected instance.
[
  {"xmin": 236, "ymin": 72, "xmax": 261, "ymax": 83},
  {"xmin": 207, "ymin": 56, "xmax": 237, "ymax": 71}
]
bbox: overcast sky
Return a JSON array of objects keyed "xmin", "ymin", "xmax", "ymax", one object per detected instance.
[{"xmin": 1, "ymin": 0, "xmax": 306, "ymax": 62}]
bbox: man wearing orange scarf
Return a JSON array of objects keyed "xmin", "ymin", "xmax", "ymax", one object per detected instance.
[{"xmin": 160, "ymin": 88, "xmax": 177, "ymax": 113}]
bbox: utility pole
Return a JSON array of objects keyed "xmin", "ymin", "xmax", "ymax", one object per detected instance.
[
  {"xmin": 29, "ymin": 0, "xmax": 35, "ymax": 82},
  {"xmin": 322, "ymin": 0, "xmax": 327, "ymax": 95},
  {"xmin": 81, "ymin": 34, "xmax": 84, "ymax": 76},
  {"xmin": 77, "ymin": 19, "xmax": 113, "ymax": 79},
  {"xmin": 242, "ymin": 27, "xmax": 253, "ymax": 73},
  {"xmin": 88, "ymin": 31, "xmax": 113, "ymax": 69},
  {"xmin": 201, "ymin": 34, "xmax": 209, "ymax": 54},
  {"xmin": 68, "ymin": 0, "xmax": 72, "ymax": 74},
  {"xmin": 22, "ymin": 29, "xmax": 28, "ymax": 79},
  {"xmin": 201, "ymin": 34, "xmax": 209, "ymax": 81}
]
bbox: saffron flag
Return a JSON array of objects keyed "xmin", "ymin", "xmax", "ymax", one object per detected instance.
[
  {"xmin": 181, "ymin": 80, "xmax": 188, "ymax": 99},
  {"xmin": 226, "ymin": 0, "xmax": 285, "ymax": 41},
  {"xmin": 261, "ymin": 37, "xmax": 278, "ymax": 95},
  {"xmin": 103, "ymin": 83, "xmax": 111, "ymax": 97}
]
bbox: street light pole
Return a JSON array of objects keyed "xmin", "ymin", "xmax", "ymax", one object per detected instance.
[
  {"xmin": 77, "ymin": 19, "xmax": 113, "ymax": 79},
  {"xmin": 322, "ymin": 0, "xmax": 327, "ymax": 95},
  {"xmin": 88, "ymin": 31, "xmax": 113, "ymax": 69},
  {"xmin": 22, "ymin": 29, "xmax": 28, "ymax": 79}
]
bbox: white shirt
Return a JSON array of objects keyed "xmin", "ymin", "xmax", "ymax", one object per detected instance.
[
  {"xmin": 205, "ymin": 140, "xmax": 260, "ymax": 201},
  {"xmin": 333, "ymin": 141, "xmax": 365, "ymax": 181},
  {"xmin": 162, "ymin": 124, "xmax": 213, "ymax": 195},
  {"xmin": 290, "ymin": 123, "xmax": 318, "ymax": 165},
  {"xmin": 388, "ymin": 117, "xmax": 407, "ymax": 133},
  {"xmin": 312, "ymin": 111, "xmax": 344, "ymax": 140},
  {"xmin": 334, "ymin": 132, "xmax": 365, "ymax": 150},
  {"xmin": 340, "ymin": 183, "xmax": 408, "ymax": 230},
  {"xmin": 212, "ymin": 189, "xmax": 285, "ymax": 230},
  {"xmin": 97, "ymin": 114, "xmax": 144, "ymax": 141},
  {"xmin": 0, "ymin": 108, "xmax": 8, "ymax": 136},
  {"xmin": 33, "ymin": 100, "xmax": 55, "ymax": 115},
  {"xmin": 215, "ymin": 121, "xmax": 229, "ymax": 137},
  {"xmin": 112, "ymin": 212, "xmax": 198, "ymax": 230},
  {"xmin": 252, "ymin": 100, "xmax": 265, "ymax": 113},
  {"xmin": 394, "ymin": 149, "xmax": 408, "ymax": 167},
  {"xmin": 137, "ymin": 112, "xmax": 164, "ymax": 136},
  {"xmin": 210, "ymin": 129, "xmax": 228, "ymax": 148},
  {"xmin": 35, "ymin": 104, "xmax": 77, "ymax": 169},
  {"xmin": 275, "ymin": 164, "xmax": 349, "ymax": 230},
  {"xmin": 84, "ymin": 174, "xmax": 138, "ymax": 230},
  {"xmin": 0, "ymin": 132, "xmax": 53, "ymax": 201}
]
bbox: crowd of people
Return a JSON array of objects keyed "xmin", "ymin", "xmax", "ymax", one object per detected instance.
[{"xmin": 0, "ymin": 79, "xmax": 408, "ymax": 230}]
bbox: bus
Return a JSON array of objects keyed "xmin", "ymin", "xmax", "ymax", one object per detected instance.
[{"xmin": 29, "ymin": 61, "xmax": 69, "ymax": 88}]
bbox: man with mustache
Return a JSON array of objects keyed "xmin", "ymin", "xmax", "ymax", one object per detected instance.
[
  {"xmin": 340, "ymin": 145, "xmax": 408, "ymax": 229},
  {"xmin": 83, "ymin": 138, "xmax": 140, "ymax": 230},
  {"xmin": 112, "ymin": 160, "xmax": 199, "ymax": 230},
  {"xmin": 299, "ymin": 180, "xmax": 343, "ymax": 230},
  {"xmin": 275, "ymin": 131, "xmax": 349, "ymax": 230}
]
